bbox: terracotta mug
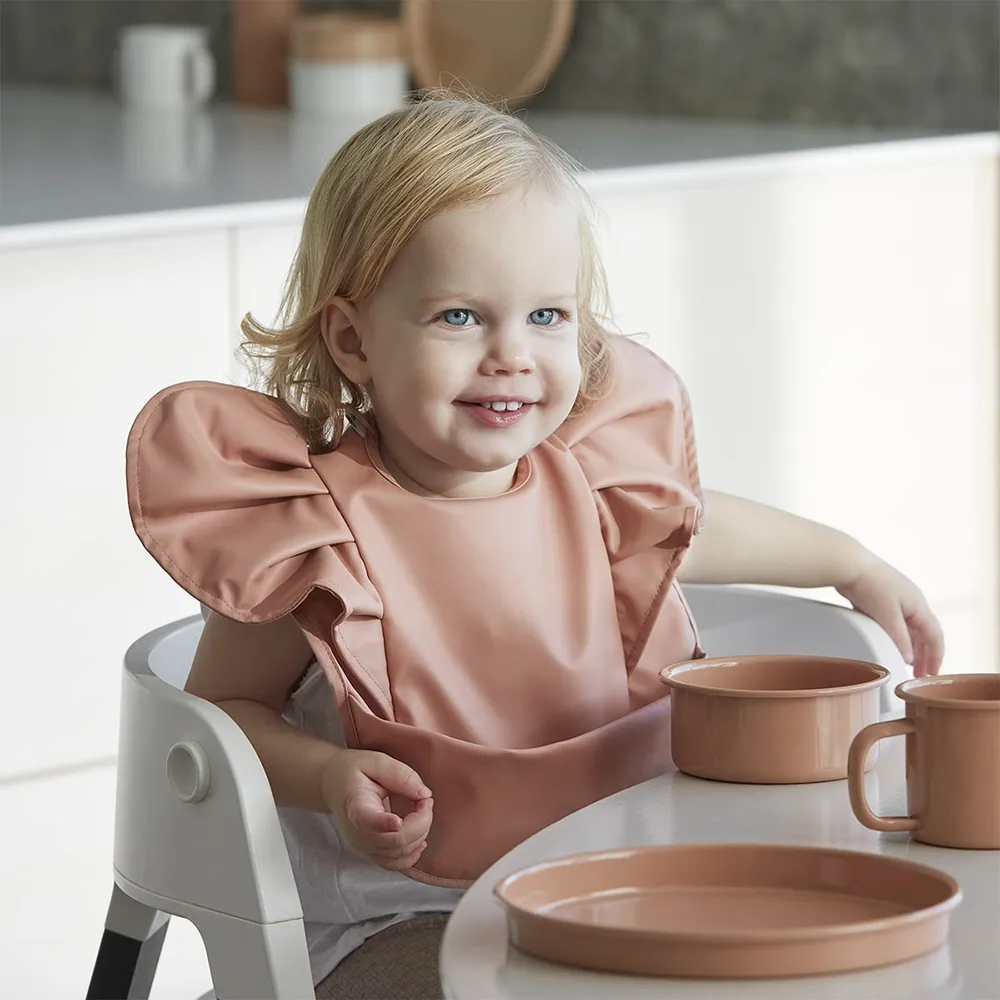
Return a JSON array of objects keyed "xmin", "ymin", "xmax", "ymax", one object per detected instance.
[{"xmin": 848, "ymin": 673, "xmax": 1000, "ymax": 849}]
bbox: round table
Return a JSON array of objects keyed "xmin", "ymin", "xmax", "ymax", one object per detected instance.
[{"xmin": 440, "ymin": 734, "xmax": 1000, "ymax": 999}]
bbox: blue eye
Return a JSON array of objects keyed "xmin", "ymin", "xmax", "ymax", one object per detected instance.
[
  {"xmin": 442, "ymin": 309, "xmax": 474, "ymax": 326},
  {"xmin": 529, "ymin": 308, "xmax": 560, "ymax": 326}
]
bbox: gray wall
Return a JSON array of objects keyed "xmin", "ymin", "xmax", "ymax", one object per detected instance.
[{"xmin": 2, "ymin": 0, "xmax": 997, "ymax": 129}]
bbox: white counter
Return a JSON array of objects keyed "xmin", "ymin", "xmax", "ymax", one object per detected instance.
[{"xmin": 0, "ymin": 85, "xmax": 962, "ymax": 249}]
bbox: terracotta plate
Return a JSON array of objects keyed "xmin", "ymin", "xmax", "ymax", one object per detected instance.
[
  {"xmin": 494, "ymin": 844, "xmax": 961, "ymax": 979},
  {"xmin": 404, "ymin": 0, "xmax": 575, "ymax": 107}
]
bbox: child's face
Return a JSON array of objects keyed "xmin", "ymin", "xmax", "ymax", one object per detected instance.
[{"xmin": 332, "ymin": 183, "xmax": 583, "ymax": 498}]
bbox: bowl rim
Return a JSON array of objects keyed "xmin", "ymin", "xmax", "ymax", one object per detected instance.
[{"xmin": 658, "ymin": 655, "xmax": 891, "ymax": 699}]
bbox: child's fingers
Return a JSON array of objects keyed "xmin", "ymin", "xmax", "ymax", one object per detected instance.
[
  {"xmin": 371, "ymin": 835, "xmax": 427, "ymax": 862},
  {"xmin": 348, "ymin": 783, "xmax": 434, "ymax": 837},
  {"xmin": 361, "ymin": 810, "xmax": 403, "ymax": 834},
  {"xmin": 373, "ymin": 841, "xmax": 428, "ymax": 872},
  {"xmin": 356, "ymin": 801, "xmax": 432, "ymax": 862},
  {"xmin": 359, "ymin": 752, "xmax": 432, "ymax": 803},
  {"xmin": 345, "ymin": 789, "xmax": 403, "ymax": 834},
  {"xmin": 913, "ymin": 632, "xmax": 931, "ymax": 679},
  {"xmin": 926, "ymin": 627, "xmax": 945, "ymax": 676},
  {"xmin": 366, "ymin": 807, "xmax": 429, "ymax": 858},
  {"xmin": 873, "ymin": 600, "xmax": 914, "ymax": 668},
  {"xmin": 366, "ymin": 822, "xmax": 429, "ymax": 855},
  {"xmin": 399, "ymin": 795, "xmax": 434, "ymax": 838},
  {"xmin": 340, "ymin": 757, "xmax": 434, "ymax": 860},
  {"xmin": 909, "ymin": 613, "xmax": 945, "ymax": 677},
  {"xmin": 367, "ymin": 799, "xmax": 433, "ymax": 853}
]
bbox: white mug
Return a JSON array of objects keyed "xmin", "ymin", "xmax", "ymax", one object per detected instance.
[{"xmin": 116, "ymin": 25, "xmax": 215, "ymax": 110}]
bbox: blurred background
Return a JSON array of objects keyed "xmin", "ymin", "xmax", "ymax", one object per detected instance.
[
  {"xmin": 1, "ymin": 2, "xmax": 998, "ymax": 997},
  {"xmin": 2, "ymin": 0, "xmax": 997, "ymax": 126}
]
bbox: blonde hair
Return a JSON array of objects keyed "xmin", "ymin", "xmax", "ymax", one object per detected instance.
[{"xmin": 241, "ymin": 93, "xmax": 616, "ymax": 452}]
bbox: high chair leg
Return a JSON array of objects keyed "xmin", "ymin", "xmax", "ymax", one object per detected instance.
[
  {"xmin": 189, "ymin": 906, "xmax": 314, "ymax": 1000},
  {"xmin": 87, "ymin": 883, "xmax": 169, "ymax": 999}
]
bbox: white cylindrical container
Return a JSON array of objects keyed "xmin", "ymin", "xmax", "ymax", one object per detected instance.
[
  {"xmin": 289, "ymin": 14, "xmax": 408, "ymax": 118},
  {"xmin": 115, "ymin": 24, "xmax": 215, "ymax": 111}
]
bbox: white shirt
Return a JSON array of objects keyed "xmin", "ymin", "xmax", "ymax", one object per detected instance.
[{"xmin": 279, "ymin": 662, "xmax": 464, "ymax": 985}]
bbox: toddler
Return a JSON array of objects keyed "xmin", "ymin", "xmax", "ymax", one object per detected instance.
[{"xmin": 126, "ymin": 96, "xmax": 942, "ymax": 999}]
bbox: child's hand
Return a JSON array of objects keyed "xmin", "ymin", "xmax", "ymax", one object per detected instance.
[
  {"xmin": 836, "ymin": 552, "xmax": 945, "ymax": 677},
  {"xmin": 322, "ymin": 749, "xmax": 433, "ymax": 871}
]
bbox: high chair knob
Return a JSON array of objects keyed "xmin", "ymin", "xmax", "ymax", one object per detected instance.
[{"xmin": 166, "ymin": 740, "xmax": 211, "ymax": 803}]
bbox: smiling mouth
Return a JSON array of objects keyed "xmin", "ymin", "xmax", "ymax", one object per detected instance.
[
  {"xmin": 468, "ymin": 400, "xmax": 525, "ymax": 413},
  {"xmin": 457, "ymin": 398, "xmax": 538, "ymax": 411},
  {"xmin": 457, "ymin": 400, "xmax": 535, "ymax": 426}
]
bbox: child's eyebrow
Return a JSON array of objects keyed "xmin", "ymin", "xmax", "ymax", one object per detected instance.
[
  {"xmin": 419, "ymin": 291, "xmax": 578, "ymax": 308},
  {"xmin": 419, "ymin": 291, "xmax": 481, "ymax": 308}
]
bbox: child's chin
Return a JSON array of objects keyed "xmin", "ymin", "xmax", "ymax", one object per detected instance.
[{"xmin": 457, "ymin": 444, "xmax": 530, "ymax": 473}]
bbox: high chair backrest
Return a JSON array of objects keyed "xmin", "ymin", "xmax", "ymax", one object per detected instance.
[
  {"xmin": 139, "ymin": 616, "xmax": 202, "ymax": 688},
  {"xmin": 117, "ymin": 615, "xmax": 303, "ymax": 925}
]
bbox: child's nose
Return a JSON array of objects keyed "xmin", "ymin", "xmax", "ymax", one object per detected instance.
[{"xmin": 483, "ymin": 328, "xmax": 536, "ymax": 375}]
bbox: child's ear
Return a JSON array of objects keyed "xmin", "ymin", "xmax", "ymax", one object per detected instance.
[{"xmin": 320, "ymin": 298, "xmax": 369, "ymax": 384}]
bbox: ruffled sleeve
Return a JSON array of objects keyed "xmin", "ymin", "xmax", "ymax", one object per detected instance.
[
  {"xmin": 556, "ymin": 336, "xmax": 704, "ymax": 561},
  {"xmin": 126, "ymin": 381, "xmax": 373, "ymax": 624}
]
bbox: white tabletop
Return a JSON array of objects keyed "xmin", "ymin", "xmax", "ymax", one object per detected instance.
[{"xmin": 440, "ymin": 732, "xmax": 1000, "ymax": 1000}]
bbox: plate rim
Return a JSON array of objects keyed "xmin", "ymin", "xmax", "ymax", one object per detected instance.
[{"xmin": 493, "ymin": 842, "xmax": 962, "ymax": 945}]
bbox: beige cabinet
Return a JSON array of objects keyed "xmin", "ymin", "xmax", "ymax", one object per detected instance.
[{"xmin": 0, "ymin": 231, "xmax": 232, "ymax": 780}]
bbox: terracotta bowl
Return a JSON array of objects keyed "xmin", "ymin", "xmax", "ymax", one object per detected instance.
[{"xmin": 659, "ymin": 655, "xmax": 891, "ymax": 784}]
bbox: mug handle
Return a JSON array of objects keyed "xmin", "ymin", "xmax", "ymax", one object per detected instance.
[
  {"xmin": 110, "ymin": 46, "xmax": 121, "ymax": 101},
  {"xmin": 186, "ymin": 47, "xmax": 216, "ymax": 105},
  {"xmin": 847, "ymin": 718, "xmax": 919, "ymax": 832}
]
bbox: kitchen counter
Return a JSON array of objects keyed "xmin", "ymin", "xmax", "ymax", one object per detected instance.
[{"xmin": 5, "ymin": 85, "xmax": 991, "ymax": 250}]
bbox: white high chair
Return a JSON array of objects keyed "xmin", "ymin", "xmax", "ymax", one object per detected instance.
[{"xmin": 86, "ymin": 584, "xmax": 907, "ymax": 1000}]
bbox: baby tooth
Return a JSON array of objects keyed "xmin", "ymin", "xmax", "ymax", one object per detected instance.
[{"xmin": 478, "ymin": 401, "xmax": 524, "ymax": 411}]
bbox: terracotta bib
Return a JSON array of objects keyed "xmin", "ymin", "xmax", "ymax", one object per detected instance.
[{"xmin": 127, "ymin": 336, "xmax": 704, "ymax": 885}]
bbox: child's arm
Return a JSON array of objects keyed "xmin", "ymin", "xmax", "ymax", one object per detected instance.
[
  {"xmin": 678, "ymin": 490, "xmax": 945, "ymax": 676},
  {"xmin": 187, "ymin": 612, "xmax": 432, "ymax": 870},
  {"xmin": 186, "ymin": 611, "xmax": 337, "ymax": 812},
  {"xmin": 678, "ymin": 490, "xmax": 866, "ymax": 590}
]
